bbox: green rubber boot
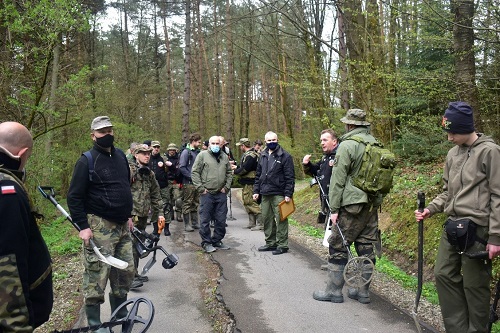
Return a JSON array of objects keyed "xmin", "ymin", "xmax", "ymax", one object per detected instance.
[
  {"xmin": 85, "ymin": 304, "xmax": 110, "ymax": 333},
  {"xmin": 313, "ymin": 264, "xmax": 345, "ymax": 303},
  {"xmin": 109, "ymin": 294, "xmax": 128, "ymax": 319}
]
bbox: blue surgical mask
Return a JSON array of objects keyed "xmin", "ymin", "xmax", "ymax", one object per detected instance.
[
  {"xmin": 210, "ymin": 145, "xmax": 220, "ymax": 153},
  {"xmin": 266, "ymin": 142, "xmax": 278, "ymax": 150}
]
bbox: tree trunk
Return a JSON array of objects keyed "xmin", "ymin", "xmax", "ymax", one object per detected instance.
[
  {"xmin": 161, "ymin": 11, "xmax": 173, "ymax": 136},
  {"xmin": 183, "ymin": 0, "xmax": 192, "ymax": 143},
  {"xmin": 225, "ymin": 0, "xmax": 235, "ymax": 142},
  {"xmin": 451, "ymin": 0, "xmax": 480, "ymax": 131}
]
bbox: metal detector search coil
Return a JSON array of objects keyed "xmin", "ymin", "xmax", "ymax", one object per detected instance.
[{"xmin": 162, "ymin": 253, "xmax": 179, "ymax": 269}]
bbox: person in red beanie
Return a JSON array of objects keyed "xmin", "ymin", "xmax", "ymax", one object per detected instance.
[{"xmin": 415, "ymin": 101, "xmax": 500, "ymax": 333}]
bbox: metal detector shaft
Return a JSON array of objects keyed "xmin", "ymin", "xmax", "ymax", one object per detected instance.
[
  {"xmin": 313, "ymin": 176, "xmax": 353, "ymax": 256},
  {"xmin": 38, "ymin": 186, "xmax": 128, "ymax": 270},
  {"xmin": 227, "ymin": 188, "xmax": 236, "ymax": 220}
]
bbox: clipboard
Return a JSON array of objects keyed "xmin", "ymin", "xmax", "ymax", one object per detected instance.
[{"xmin": 278, "ymin": 198, "xmax": 295, "ymax": 221}]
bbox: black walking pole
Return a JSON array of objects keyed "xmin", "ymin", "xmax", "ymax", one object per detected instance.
[{"xmin": 412, "ymin": 191, "xmax": 425, "ymax": 333}]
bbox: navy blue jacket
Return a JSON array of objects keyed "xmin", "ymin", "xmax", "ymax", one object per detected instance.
[{"xmin": 253, "ymin": 145, "xmax": 295, "ymax": 197}]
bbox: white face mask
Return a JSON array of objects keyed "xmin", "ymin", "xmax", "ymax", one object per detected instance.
[{"xmin": 224, "ymin": 146, "xmax": 230, "ymax": 154}]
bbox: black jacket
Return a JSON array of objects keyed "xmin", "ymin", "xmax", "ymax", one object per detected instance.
[
  {"xmin": 253, "ymin": 145, "xmax": 295, "ymax": 197},
  {"xmin": 149, "ymin": 153, "xmax": 168, "ymax": 188},
  {"xmin": 0, "ymin": 167, "xmax": 53, "ymax": 331},
  {"xmin": 303, "ymin": 147, "xmax": 337, "ymax": 196},
  {"xmin": 67, "ymin": 143, "xmax": 133, "ymax": 229},
  {"xmin": 164, "ymin": 153, "xmax": 182, "ymax": 183}
]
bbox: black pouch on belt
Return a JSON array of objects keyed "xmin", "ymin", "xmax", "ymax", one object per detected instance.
[{"xmin": 444, "ymin": 218, "xmax": 476, "ymax": 253}]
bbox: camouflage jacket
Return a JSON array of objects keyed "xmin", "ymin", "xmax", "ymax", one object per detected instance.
[
  {"xmin": 129, "ymin": 163, "xmax": 164, "ymax": 220},
  {"xmin": 233, "ymin": 148, "xmax": 259, "ymax": 185},
  {"xmin": 0, "ymin": 168, "xmax": 53, "ymax": 332}
]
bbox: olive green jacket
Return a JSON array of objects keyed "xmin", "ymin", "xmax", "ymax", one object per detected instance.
[
  {"xmin": 191, "ymin": 150, "xmax": 233, "ymax": 194},
  {"xmin": 427, "ymin": 134, "xmax": 500, "ymax": 245},
  {"xmin": 328, "ymin": 127, "xmax": 378, "ymax": 213}
]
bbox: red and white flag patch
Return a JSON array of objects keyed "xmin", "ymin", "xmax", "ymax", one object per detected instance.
[{"xmin": 1, "ymin": 185, "xmax": 16, "ymax": 194}]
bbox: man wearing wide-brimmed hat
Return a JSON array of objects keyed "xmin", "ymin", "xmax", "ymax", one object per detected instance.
[{"xmin": 313, "ymin": 108, "xmax": 379, "ymax": 305}]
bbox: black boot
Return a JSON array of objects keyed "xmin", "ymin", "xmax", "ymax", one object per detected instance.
[
  {"xmin": 163, "ymin": 223, "xmax": 171, "ymax": 236},
  {"xmin": 85, "ymin": 304, "xmax": 110, "ymax": 333},
  {"xmin": 109, "ymin": 294, "xmax": 128, "ymax": 319},
  {"xmin": 152, "ymin": 222, "xmax": 159, "ymax": 235}
]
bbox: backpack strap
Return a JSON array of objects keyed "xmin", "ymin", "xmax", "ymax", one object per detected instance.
[
  {"xmin": 83, "ymin": 151, "xmax": 94, "ymax": 181},
  {"xmin": 83, "ymin": 149, "xmax": 129, "ymax": 182},
  {"xmin": 349, "ymin": 135, "xmax": 383, "ymax": 147}
]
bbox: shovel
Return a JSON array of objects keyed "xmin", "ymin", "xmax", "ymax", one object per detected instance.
[
  {"xmin": 38, "ymin": 186, "xmax": 128, "ymax": 270},
  {"xmin": 412, "ymin": 191, "xmax": 425, "ymax": 333}
]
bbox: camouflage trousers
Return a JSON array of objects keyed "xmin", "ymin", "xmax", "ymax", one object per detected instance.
[
  {"xmin": 132, "ymin": 216, "xmax": 148, "ymax": 276},
  {"xmin": 181, "ymin": 183, "xmax": 200, "ymax": 215},
  {"xmin": 163, "ymin": 182, "xmax": 183, "ymax": 222},
  {"xmin": 242, "ymin": 184, "xmax": 261, "ymax": 215},
  {"xmin": 328, "ymin": 203, "xmax": 379, "ymax": 265},
  {"xmin": 159, "ymin": 187, "xmax": 170, "ymax": 220},
  {"xmin": 82, "ymin": 214, "xmax": 135, "ymax": 306}
]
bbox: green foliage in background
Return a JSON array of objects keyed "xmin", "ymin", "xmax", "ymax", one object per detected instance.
[
  {"xmin": 39, "ymin": 215, "xmax": 80, "ymax": 256},
  {"xmin": 392, "ymin": 113, "xmax": 452, "ymax": 164}
]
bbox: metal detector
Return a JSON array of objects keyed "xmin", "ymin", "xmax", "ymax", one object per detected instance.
[
  {"xmin": 309, "ymin": 176, "xmax": 375, "ymax": 288},
  {"xmin": 52, "ymin": 297, "xmax": 154, "ymax": 333},
  {"xmin": 130, "ymin": 228, "xmax": 179, "ymax": 275},
  {"xmin": 38, "ymin": 186, "xmax": 128, "ymax": 270}
]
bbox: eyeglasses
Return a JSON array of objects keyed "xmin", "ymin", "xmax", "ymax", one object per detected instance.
[{"xmin": 153, "ymin": 146, "xmax": 160, "ymax": 149}]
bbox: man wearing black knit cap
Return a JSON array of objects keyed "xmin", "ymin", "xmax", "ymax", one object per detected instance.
[{"xmin": 415, "ymin": 101, "xmax": 500, "ymax": 333}]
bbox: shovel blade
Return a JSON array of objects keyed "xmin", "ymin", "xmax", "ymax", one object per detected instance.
[
  {"xmin": 141, "ymin": 255, "xmax": 157, "ymax": 275},
  {"xmin": 90, "ymin": 240, "xmax": 128, "ymax": 270}
]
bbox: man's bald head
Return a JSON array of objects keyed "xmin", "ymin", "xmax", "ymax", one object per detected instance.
[{"xmin": 0, "ymin": 122, "xmax": 33, "ymax": 170}]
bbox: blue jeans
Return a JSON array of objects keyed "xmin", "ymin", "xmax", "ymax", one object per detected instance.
[{"xmin": 199, "ymin": 192, "xmax": 228, "ymax": 246}]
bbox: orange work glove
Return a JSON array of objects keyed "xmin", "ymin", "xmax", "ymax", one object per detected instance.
[{"xmin": 157, "ymin": 216, "xmax": 165, "ymax": 235}]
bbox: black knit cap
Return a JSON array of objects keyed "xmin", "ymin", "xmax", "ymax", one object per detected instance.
[{"xmin": 442, "ymin": 101, "xmax": 475, "ymax": 134}]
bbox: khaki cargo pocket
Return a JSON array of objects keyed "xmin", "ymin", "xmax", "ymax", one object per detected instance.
[{"xmin": 83, "ymin": 246, "xmax": 101, "ymax": 271}]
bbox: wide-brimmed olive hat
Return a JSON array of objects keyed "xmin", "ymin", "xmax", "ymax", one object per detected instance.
[{"xmin": 340, "ymin": 109, "xmax": 371, "ymax": 126}]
